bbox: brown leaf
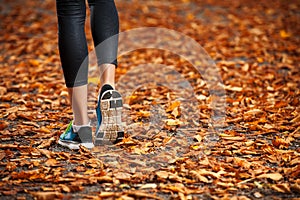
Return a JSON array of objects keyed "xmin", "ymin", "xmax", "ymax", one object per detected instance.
[
  {"xmin": 171, "ymin": 106, "xmax": 181, "ymax": 118},
  {"xmin": 114, "ymin": 172, "xmax": 132, "ymax": 181},
  {"xmin": 272, "ymin": 137, "xmax": 290, "ymax": 149},
  {"xmin": 95, "ymin": 176, "xmax": 113, "ymax": 183},
  {"xmin": 291, "ymin": 183, "xmax": 300, "ymax": 193},
  {"xmin": 224, "ymin": 85, "xmax": 243, "ymax": 92},
  {"xmin": 11, "ymin": 170, "xmax": 41, "ymax": 180},
  {"xmin": 85, "ymin": 158, "xmax": 103, "ymax": 169},
  {"xmin": 6, "ymin": 162, "xmax": 17, "ymax": 171},
  {"xmin": 166, "ymin": 101, "xmax": 180, "ymax": 112},
  {"xmin": 2, "ymin": 190, "xmax": 17, "ymax": 196},
  {"xmin": 216, "ymin": 181, "xmax": 235, "ymax": 188},
  {"xmin": 126, "ymin": 191, "xmax": 163, "ymax": 200},
  {"xmin": 159, "ymin": 183, "xmax": 188, "ymax": 194},
  {"xmin": 37, "ymin": 137, "xmax": 56, "ymax": 149},
  {"xmin": 22, "ymin": 121, "xmax": 40, "ymax": 128},
  {"xmin": 17, "ymin": 112, "xmax": 35, "ymax": 121},
  {"xmin": 190, "ymin": 170, "xmax": 210, "ymax": 183},
  {"xmin": 165, "ymin": 119, "xmax": 182, "ymax": 126},
  {"xmin": 75, "ymin": 166, "xmax": 86, "ymax": 172},
  {"xmin": 38, "ymin": 149, "xmax": 53, "ymax": 159},
  {"xmin": 271, "ymin": 183, "xmax": 291, "ymax": 193},
  {"xmin": 0, "ymin": 82, "xmax": 8, "ymax": 94},
  {"xmin": 257, "ymin": 173, "xmax": 283, "ymax": 181},
  {"xmin": 0, "ymin": 151, "xmax": 6, "ymax": 161},
  {"xmin": 139, "ymin": 183, "xmax": 157, "ymax": 189},
  {"xmin": 59, "ymin": 184, "xmax": 71, "ymax": 193},
  {"xmin": 30, "ymin": 191, "xmax": 63, "ymax": 200},
  {"xmin": 136, "ymin": 110, "xmax": 150, "ymax": 118},
  {"xmin": 0, "ymin": 120, "xmax": 9, "ymax": 130},
  {"xmin": 99, "ymin": 192, "xmax": 119, "ymax": 198},
  {"xmin": 288, "ymin": 157, "xmax": 300, "ymax": 167},
  {"xmin": 155, "ymin": 171, "xmax": 169, "ymax": 179},
  {"xmin": 280, "ymin": 30, "xmax": 291, "ymax": 38},
  {"xmin": 45, "ymin": 158, "xmax": 60, "ymax": 167},
  {"xmin": 233, "ymin": 157, "xmax": 252, "ymax": 169},
  {"xmin": 196, "ymin": 169, "xmax": 221, "ymax": 179}
]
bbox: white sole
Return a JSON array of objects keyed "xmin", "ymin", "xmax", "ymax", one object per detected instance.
[{"xmin": 58, "ymin": 140, "xmax": 80, "ymax": 150}]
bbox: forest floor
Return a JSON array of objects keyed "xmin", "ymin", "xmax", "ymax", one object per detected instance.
[{"xmin": 0, "ymin": 0, "xmax": 299, "ymax": 199}]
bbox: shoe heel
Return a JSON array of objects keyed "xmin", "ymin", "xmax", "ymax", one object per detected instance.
[{"xmin": 94, "ymin": 90, "xmax": 124, "ymax": 146}]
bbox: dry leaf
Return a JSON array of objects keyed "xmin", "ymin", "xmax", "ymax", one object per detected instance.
[
  {"xmin": 190, "ymin": 170, "xmax": 210, "ymax": 183},
  {"xmin": 271, "ymin": 183, "xmax": 291, "ymax": 193},
  {"xmin": 257, "ymin": 173, "xmax": 283, "ymax": 181},
  {"xmin": 0, "ymin": 120, "xmax": 9, "ymax": 130},
  {"xmin": 156, "ymin": 171, "xmax": 169, "ymax": 179},
  {"xmin": 166, "ymin": 101, "xmax": 180, "ymax": 112},
  {"xmin": 280, "ymin": 30, "xmax": 291, "ymax": 38},
  {"xmin": 165, "ymin": 119, "xmax": 182, "ymax": 126},
  {"xmin": 30, "ymin": 192, "xmax": 63, "ymax": 200},
  {"xmin": 114, "ymin": 172, "xmax": 132, "ymax": 181},
  {"xmin": 45, "ymin": 159, "xmax": 60, "ymax": 167}
]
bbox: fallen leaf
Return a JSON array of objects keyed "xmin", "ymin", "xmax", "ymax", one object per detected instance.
[
  {"xmin": 0, "ymin": 151, "xmax": 6, "ymax": 161},
  {"xmin": 114, "ymin": 172, "xmax": 132, "ymax": 181},
  {"xmin": 30, "ymin": 192, "xmax": 63, "ymax": 200},
  {"xmin": 37, "ymin": 137, "xmax": 56, "ymax": 149},
  {"xmin": 271, "ymin": 183, "xmax": 291, "ymax": 193},
  {"xmin": 225, "ymin": 85, "xmax": 243, "ymax": 92},
  {"xmin": 257, "ymin": 173, "xmax": 283, "ymax": 181},
  {"xmin": 126, "ymin": 191, "xmax": 162, "ymax": 199},
  {"xmin": 139, "ymin": 183, "xmax": 157, "ymax": 189},
  {"xmin": 272, "ymin": 137, "xmax": 290, "ymax": 149},
  {"xmin": 156, "ymin": 171, "xmax": 169, "ymax": 179},
  {"xmin": 190, "ymin": 170, "xmax": 210, "ymax": 183},
  {"xmin": 45, "ymin": 158, "xmax": 60, "ymax": 167},
  {"xmin": 171, "ymin": 106, "xmax": 181, "ymax": 118},
  {"xmin": 0, "ymin": 120, "xmax": 9, "ymax": 130},
  {"xmin": 85, "ymin": 158, "xmax": 103, "ymax": 169},
  {"xmin": 165, "ymin": 119, "xmax": 182, "ymax": 126},
  {"xmin": 280, "ymin": 30, "xmax": 291, "ymax": 38},
  {"xmin": 166, "ymin": 101, "xmax": 180, "ymax": 112}
]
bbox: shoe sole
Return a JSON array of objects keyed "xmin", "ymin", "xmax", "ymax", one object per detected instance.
[
  {"xmin": 58, "ymin": 140, "xmax": 94, "ymax": 150},
  {"xmin": 58, "ymin": 139, "xmax": 80, "ymax": 150},
  {"xmin": 94, "ymin": 90, "xmax": 124, "ymax": 145}
]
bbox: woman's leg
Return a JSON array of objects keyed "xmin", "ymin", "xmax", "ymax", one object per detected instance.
[
  {"xmin": 56, "ymin": 0, "xmax": 89, "ymax": 125},
  {"xmin": 88, "ymin": 0, "xmax": 123, "ymax": 144},
  {"xmin": 88, "ymin": 0, "xmax": 119, "ymax": 89}
]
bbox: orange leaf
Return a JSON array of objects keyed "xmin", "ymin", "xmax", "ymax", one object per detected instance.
[
  {"xmin": 156, "ymin": 171, "xmax": 169, "ymax": 179},
  {"xmin": 165, "ymin": 119, "xmax": 182, "ymax": 126},
  {"xmin": 271, "ymin": 183, "xmax": 291, "ymax": 193},
  {"xmin": 0, "ymin": 120, "xmax": 9, "ymax": 130},
  {"xmin": 45, "ymin": 158, "xmax": 60, "ymax": 167},
  {"xmin": 166, "ymin": 101, "xmax": 180, "ymax": 112},
  {"xmin": 272, "ymin": 137, "xmax": 290, "ymax": 149},
  {"xmin": 171, "ymin": 106, "xmax": 181, "ymax": 118},
  {"xmin": 190, "ymin": 170, "xmax": 210, "ymax": 183},
  {"xmin": 280, "ymin": 30, "xmax": 291, "ymax": 38},
  {"xmin": 30, "ymin": 192, "xmax": 63, "ymax": 200},
  {"xmin": 114, "ymin": 172, "xmax": 132, "ymax": 181},
  {"xmin": 257, "ymin": 173, "xmax": 283, "ymax": 181}
]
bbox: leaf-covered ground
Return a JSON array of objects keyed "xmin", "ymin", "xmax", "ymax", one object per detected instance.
[{"xmin": 0, "ymin": 0, "xmax": 299, "ymax": 199}]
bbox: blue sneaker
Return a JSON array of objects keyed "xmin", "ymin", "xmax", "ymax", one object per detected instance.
[
  {"xmin": 58, "ymin": 121, "xmax": 94, "ymax": 150},
  {"xmin": 95, "ymin": 85, "xmax": 124, "ymax": 145}
]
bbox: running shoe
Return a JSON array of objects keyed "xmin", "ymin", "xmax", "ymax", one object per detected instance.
[
  {"xmin": 95, "ymin": 85, "xmax": 124, "ymax": 145},
  {"xmin": 58, "ymin": 121, "xmax": 94, "ymax": 150}
]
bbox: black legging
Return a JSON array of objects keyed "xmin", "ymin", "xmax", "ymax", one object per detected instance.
[{"xmin": 56, "ymin": 0, "xmax": 119, "ymax": 88}]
